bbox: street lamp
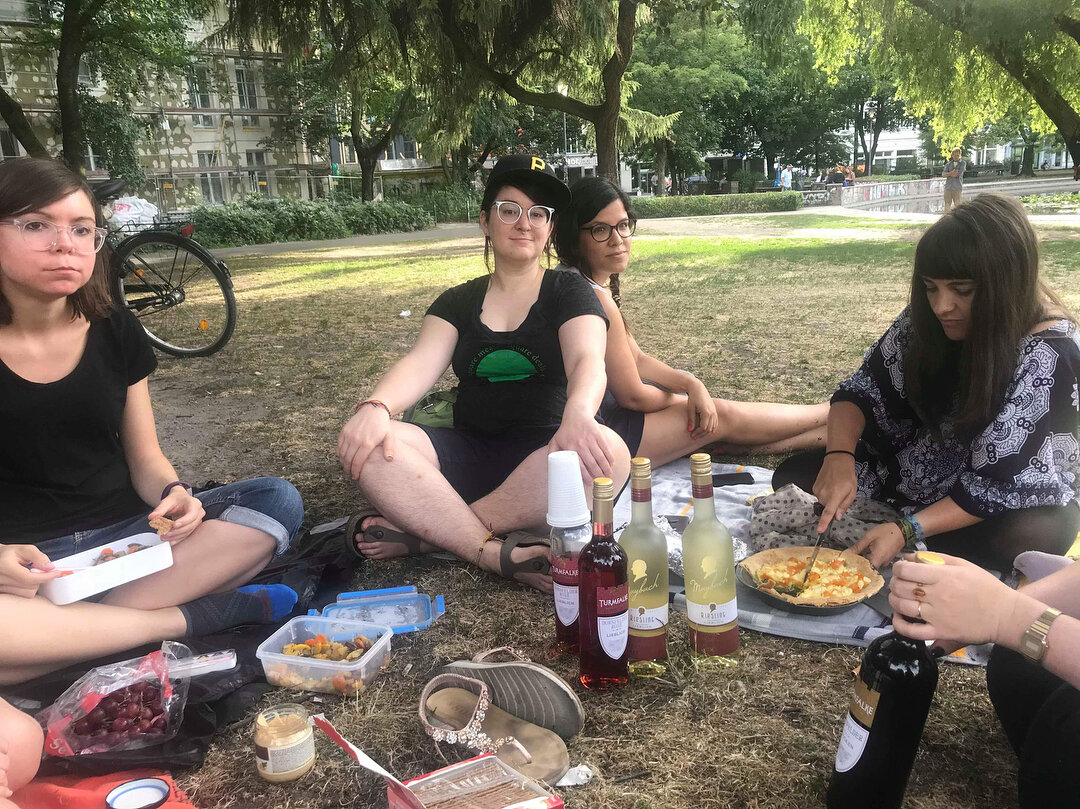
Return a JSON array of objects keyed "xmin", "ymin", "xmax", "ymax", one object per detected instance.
[{"xmin": 558, "ymin": 84, "xmax": 569, "ymax": 183}]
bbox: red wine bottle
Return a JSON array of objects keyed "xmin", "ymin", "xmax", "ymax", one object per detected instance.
[
  {"xmin": 826, "ymin": 553, "xmax": 943, "ymax": 808},
  {"xmin": 578, "ymin": 477, "xmax": 629, "ymax": 690}
]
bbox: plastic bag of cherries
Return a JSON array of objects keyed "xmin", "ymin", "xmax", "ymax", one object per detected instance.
[{"xmin": 37, "ymin": 643, "xmax": 236, "ymax": 757}]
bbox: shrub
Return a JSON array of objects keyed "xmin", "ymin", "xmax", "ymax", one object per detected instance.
[
  {"xmin": 397, "ymin": 185, "xmax": 484, "ymax": 223},
  {"xmin": 191, "ymin": 203, "xmax": 276, "ymax": 249},
  {"xmin": 1020, "ymin": 192, "xmax": 1080, "ymax": 212},
  {"xmin": 730, "ymin": 169, "xmax": 771, "ymax": 194},
  {"xmin": 337, "ymin": 200, "xmax": 434, "ymax": 234},
  {"xmin": 853, "ymin": 174, "xmax": 920, "ymax": 183},
  {"xmin": 189, "ymin": 197, "xmax": 434, "ymax": 248},
  {"xmin": 629, "ymin": 191, "xmax": 803, "ymax": 218}
]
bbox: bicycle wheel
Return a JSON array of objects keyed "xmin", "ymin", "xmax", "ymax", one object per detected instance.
[{"xmin": 113, "ymin": 231, "xmax": 237, "ymax": 357}]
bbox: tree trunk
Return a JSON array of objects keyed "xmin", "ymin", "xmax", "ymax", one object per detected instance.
[
  {"xmin": 765, "ymin": 153, "xmax": 776, "ymax": 179},
  {"xmin": 653, "ymin": 137, "xmax": 668, "ymax": 197},
  {"xmin": 57, "ymin": 4, "xmax": 86, "ymax": 173},
  {"xmin": 1021, "ymin": 144, "xmax": 1035, "ymax": 176},
  {"xmin": 358, "ymin": 154, "xmax": 378, "ymax": 201},
  {"xmin": 0, "ymin": 86, "xmax": 48, "ymax": 157},
  {"xmin": 594, "ymin": 109, "xmax": 620, "ymax": 182}
]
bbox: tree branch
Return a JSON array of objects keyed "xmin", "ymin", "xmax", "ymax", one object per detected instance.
[
  {"xmin": 436, "ymin": 0, "xmax": 599, "ymax": 121},
  {"xmin": 0, "ymin": 85, "xmax": 49, "ymax": 157},
  {"xmin": 1054, "ymin": 13, "xmax": 1080, "ymax": 48}
]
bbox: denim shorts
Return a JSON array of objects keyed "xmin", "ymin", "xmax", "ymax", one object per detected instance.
[{"xmin": 34, "ymin": 477, "xmax": 304, "ymax": 563}]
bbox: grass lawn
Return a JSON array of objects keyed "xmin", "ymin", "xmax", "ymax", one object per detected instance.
[{"xmin": 159, "ymin": 214, "xmax": 1080, "ymax": 809}]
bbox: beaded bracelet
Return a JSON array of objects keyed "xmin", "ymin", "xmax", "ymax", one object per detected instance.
[{"xmin": 354, "ymin": 399, "xmax": 392, "ymax": 416}]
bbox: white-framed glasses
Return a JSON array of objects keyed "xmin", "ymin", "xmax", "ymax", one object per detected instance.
[
  {"xmin": 580, "ymin": 219, "xmax": 636, "ymax": 243},
  {"xmin": 491, "ymin": 200, "xmax": 555, "ymax": 226},
  {"xmin": 0, "ymin": 218, "xmax": 108, "ymax": 254}
]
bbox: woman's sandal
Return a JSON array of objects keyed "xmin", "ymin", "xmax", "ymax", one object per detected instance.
[
  {"xmin": 437, "ymin": 647, "xmax": 584, "ymax": 741},
  {"xmin": 420, "ymin": 672, "xmax": 570, "ymax": 785}
]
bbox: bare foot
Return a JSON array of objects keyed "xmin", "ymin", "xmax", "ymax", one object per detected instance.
[
  {"xmin": 480, "ymin": 540, "xmax": 553, "ymax": 594},
  {"xmin": 355, "ymin": 516, "xmax": 437, "ymax": 559}
]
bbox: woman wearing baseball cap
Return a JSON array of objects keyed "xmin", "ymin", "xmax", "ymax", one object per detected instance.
[{"xmin": 337, "ymin": 154, "xmax": 629, "ymax": 592}]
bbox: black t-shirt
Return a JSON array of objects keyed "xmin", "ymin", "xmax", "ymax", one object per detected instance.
[
  {"xmin": 427, "ymin": 270, "xmax": 608, "ymax": 435},
  {"xmin": 0, "ymin": 307, "xmax": 157, "ymax": 543}
]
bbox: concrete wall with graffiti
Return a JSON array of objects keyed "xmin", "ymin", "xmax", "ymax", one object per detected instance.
[{"xmin": 841, "ymin": 178, "xmax": 945, "ymax": 208}]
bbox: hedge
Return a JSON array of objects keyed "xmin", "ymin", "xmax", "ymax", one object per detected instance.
[
  {"xmin": 191, "ymin": 197, "xmax": 434, "ymax": 248},
  {"xmin": 396, "ymin": 186, "xmax": 483, "ymax": 223},
  {"xmin": 629, "ymin": 191, "xmax": 804, "ymax": 218}
]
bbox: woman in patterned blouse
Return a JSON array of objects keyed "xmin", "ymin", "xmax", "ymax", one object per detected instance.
[{"xmin": 776, "ymin": 193, "xmax": 1079, "ymax": 571}]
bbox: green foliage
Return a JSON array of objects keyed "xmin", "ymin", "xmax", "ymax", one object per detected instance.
[
  {"xmin": 731, "ymin": 169, "xmax": 771, "ymax": 193},
  {"xmin": 797, "ymin": 0, "xmax": 1080, "ymax": 155},
  {"xmin": 1020, "ymin": 192, "xmax": 1080, "ymax": 211},
  {"xmin": 392, "ymin": 186, "xmax": 483, "ymax": 223},
  {"xmin": 854, "ymin": 174, "xmax": 920, "ymax": 182},
  {"xmin": 630, "ymin": 192, "xmax": 804, "ymax": 218},
  {"xmin": 77, "ymin": 90, "xmax": 149, "ymax": 186},
  {"xmin": 191, "ymin": 197, "xmax": 433, "ymax": 248},
  {"xmin": 894, "ymin": 156, "xmax": 919, "ymax": 173}
]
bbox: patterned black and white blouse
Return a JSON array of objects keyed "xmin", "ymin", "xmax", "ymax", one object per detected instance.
[{"xmin": 833, "ymin": 307, "xmax": 1080, "ymax": 518}]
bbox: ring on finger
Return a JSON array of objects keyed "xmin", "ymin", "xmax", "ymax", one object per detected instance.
[{"xmin": 916, "ymin": 602, "xmax": 923, "ymax": 620}]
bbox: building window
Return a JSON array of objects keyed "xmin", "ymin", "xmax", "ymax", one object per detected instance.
[
  {"xmin": 402, "ymin": 139, "xmax": 417, "ymax": 160},
  {"xmin": 235, "ymin": 64, "xmax": 259, "ymax": 127},
  {"xmin": 246, "ymin": 150, "xmax": 269, "ymax": 196},
  {"xmin": 77, "ymin": 58, "xmax": 95, "ymax": 87},
  {"xmin": 187, "ymin": 66, "xmax": 215, "ymax": 129},
  {"xmin": 0, "ymin": 130, "xmax": 19, "ymax": 160},
  {"xmin": 197, "ymin": 150, "xmax": 225, "ymax": 204},
  {"xmin": 342, "ymin": 141, "xmax": 357, "ymax": 164},
  {"xmin": 83, "ymin": 143, "xmax": 101, "ymax": 172}
]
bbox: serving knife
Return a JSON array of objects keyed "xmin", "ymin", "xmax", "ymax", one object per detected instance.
[{"xmin": 800, "ymin": 502, "xmax": 832, "ymax": 590}]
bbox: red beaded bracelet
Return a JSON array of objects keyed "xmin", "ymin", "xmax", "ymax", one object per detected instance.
[{"xmin": 354, "ymin": 399, "xmax": 392, "ymax": 416}]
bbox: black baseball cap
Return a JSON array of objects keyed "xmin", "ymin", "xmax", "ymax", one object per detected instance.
[{"xmin": 482, "ymin": 153, "xmax": 571, "ymax": 213}]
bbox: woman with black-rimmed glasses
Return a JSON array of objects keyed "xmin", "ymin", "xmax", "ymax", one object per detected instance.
[
  {"xmin": 337, "ymin": 155, "xmax": 629, "ymax": 592},
  {"xmin": 554, "ymin": 176, "xmax": 829, "ymax": 466}
]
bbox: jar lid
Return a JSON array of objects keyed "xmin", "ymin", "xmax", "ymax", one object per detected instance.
[{"xmin": 105, "ymin": 777, "xmax": 171, "ymax": 809}]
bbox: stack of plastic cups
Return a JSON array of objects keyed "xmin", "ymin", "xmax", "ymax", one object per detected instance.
[{"xmin": 548, "ymin": 451, "xmax": 593, "ymax": 655}]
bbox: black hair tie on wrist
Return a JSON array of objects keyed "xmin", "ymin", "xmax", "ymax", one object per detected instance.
[{"xmin": 824, "ymin": 449, "xmax": 856, "ymax": 459}]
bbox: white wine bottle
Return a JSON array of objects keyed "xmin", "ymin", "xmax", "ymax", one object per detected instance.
[
  {"xmin": 618, "ymin": 457, "xmax": 669, "ymax": 677},
  {"xmin": 681, "ymin": 453, "xmax": 738, "ymax": 659}
]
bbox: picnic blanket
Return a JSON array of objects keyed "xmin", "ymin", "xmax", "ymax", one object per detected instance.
[{"xmin": 612, "ymin": 457, "xmax": 992, "ymax": 665}]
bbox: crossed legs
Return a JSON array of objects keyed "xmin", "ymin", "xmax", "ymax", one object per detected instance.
[{"xmin": 355, "ymin": 421, "xmax": 631, "ymax": 592}]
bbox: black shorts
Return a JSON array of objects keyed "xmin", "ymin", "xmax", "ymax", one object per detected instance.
[
  {"xmin": 414, "ymin": 424, "xmax": 558, "ymax": 504},
  {"xmin": 597, "ymin": 398, "xmax": 645, "ymax": 457}
]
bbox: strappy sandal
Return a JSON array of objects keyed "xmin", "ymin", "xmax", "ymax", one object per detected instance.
[
  {"xmin": 420, "ymin": 672, "xmax": 570, "ymax": 785},
  {"xmin": 343, "ymin": 512, "xmax": 424, "ymax": 560},
  {"xmin": 498, "ymin": 531, "xmax": 551, "ymax": 579},
  {"xmin": 438, "ymin": 647, "xmax": 584, "ymax": 741}
]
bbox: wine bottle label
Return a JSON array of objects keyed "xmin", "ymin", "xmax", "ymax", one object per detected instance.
[
  {"xmin": 597, "ymin": 584, "xmax": 629, "ymax": 659},
  {"xmin": 834, "ymin": 713, "xmax": 870, "ymax": 773},
  {"xmin": 629, "ymin": 603, "xmax": 669, "ymax": 631},
  {"xmin": 686, "ymin": 596, "xmax": 737, "ymax": 627},
  {"xmin": 834, "ymin": 677, "xmax": 880, "ymax": 773},
  {"xmin": 551, "ymin": 556, "xmax": 579, "ymax": 626}
]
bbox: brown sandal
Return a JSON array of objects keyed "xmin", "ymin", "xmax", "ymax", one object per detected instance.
[{"xmin": 420, "ymin": 672, "xmax": 569, "ymax": 785}]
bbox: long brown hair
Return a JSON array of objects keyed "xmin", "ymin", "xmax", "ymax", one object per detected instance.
[
  {"xmin": 906, "ymin": 193, "xmax": 1072, "ymax": 440},
  {"xmin": 0, "ymin": 158, "xmax": 114, "ymax": 325}
]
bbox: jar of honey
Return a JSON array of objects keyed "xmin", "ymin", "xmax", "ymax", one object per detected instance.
[{"xmin": 253, "ymin": 704, "xmax": 315, "ymax": 782}]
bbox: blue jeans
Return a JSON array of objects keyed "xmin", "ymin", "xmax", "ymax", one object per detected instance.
[{"xmin": 35, "ymin": 477, "xmax": 304, "ymax": 563}]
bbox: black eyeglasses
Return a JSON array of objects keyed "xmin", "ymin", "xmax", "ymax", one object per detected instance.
[{"xmin": 580, "ymin": 219, "xmax": 636, "ymax": 243}]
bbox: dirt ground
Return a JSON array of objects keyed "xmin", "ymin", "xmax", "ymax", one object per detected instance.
[{"xmin": 139, "ymin": 212, "xmax": 1080, "ymax": 809}]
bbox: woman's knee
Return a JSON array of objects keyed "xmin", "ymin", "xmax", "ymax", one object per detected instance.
[{"xmin": 0, "ymin": 699, "xmax": 43, "ymax": 791}]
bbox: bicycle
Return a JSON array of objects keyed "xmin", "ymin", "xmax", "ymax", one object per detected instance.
[{"xmin": 92, "ymin": 179, "xmax": 237, "ymax": 357}]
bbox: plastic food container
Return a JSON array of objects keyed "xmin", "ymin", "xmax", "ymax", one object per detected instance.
[
  {"xmin": 321, "ymin": 586, "xmax": 445, "ymax": 633},
  {"xmin": 39, "ymin": 533, "xmax": 173, "ymax": 606},
  {"xmin": 256, "ymin": 616, "xmax": 392, "ymax": 695}
]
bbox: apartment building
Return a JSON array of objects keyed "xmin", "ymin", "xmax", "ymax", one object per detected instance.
[{"xmin": 0, "ymin": 0, "xmax": 439, "ymax": 208}]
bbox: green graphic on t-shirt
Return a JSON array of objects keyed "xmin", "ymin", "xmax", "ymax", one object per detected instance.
[{"xmin": 474, "ymin": 348, "xmax": 540, "ymax": 382}]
